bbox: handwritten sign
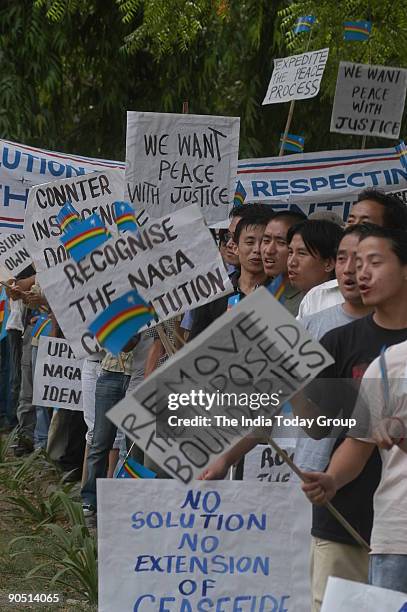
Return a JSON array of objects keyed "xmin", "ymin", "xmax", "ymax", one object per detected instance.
[
  {"xmin": 243, "ymin": 440, "xmax": 297, "ymax": 483},
  {"xmin": 330, "ymin": 62, "xmax": 407, "ymax": 138},
  {"xmin": 263, "ymin": 48, "xmax": 329, "ymax": 105},
  {"xmin": 0, "ymin": 138, "xmax": 124, "ymax": 233},
  {"xmin": 38, "ymin": 205, "xmax": 232, "ymax": 358},
  {"xmin": 107, "ymin": 287, "xmax": 334, "ymax": 483},
  {"xmin": 0, "ymin": 232, "xmax": 32, "ymax": 277},
  {"xmin": 98, "ymin": 480, "xmax": 311, "ymax": 612},
  {"xmin": 33, "ymin": 337, "xmax": 84, "ymax": 411},
  {"xmin": 24, "ymin": 168, "xmax": 131, "ymax": 272},
  {"xmin": 125, "ymin": 112, "xmax": 240, "ymax": 225},
  {"xmin": 321, "ymin": 577, "xmax": 407, "ymax": 611}
]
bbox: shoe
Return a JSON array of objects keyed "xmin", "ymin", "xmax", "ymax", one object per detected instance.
[
  {"xmin": 82, "ymin": 504, "xmax": 96, "ymax": 518},
  {"xmin": 13, "ymin": 436, "xmax": 34, "ymax": 457}
]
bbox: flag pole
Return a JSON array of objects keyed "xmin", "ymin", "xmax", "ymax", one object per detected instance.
[
  {"xmin": 267, "ymin": 435, "xmax": 371, "ymax": 551},
  {"xmin": 279, "ymin": 24, "xmax": 313, "ymax": 156}
]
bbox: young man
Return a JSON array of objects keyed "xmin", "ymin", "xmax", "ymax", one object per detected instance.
[
  {"xmin": 287, "ymin": 220, "xmax": 343, "ymax": 294},
  {"xmin": 297, "ymin": 226, "xmax": 407, "ymax": 610},
  {"xmin": 297, "ymin": 189, "xmax": 407, "ymax": 317},
  {"xmin": 302, "ymin": 339, "xmax": 407, "ymax": 595},
  {"xmin": 260, "ymin": 210, "xmax": 306, "ymax": 316},
  {"xmin": 189, "ymin": 214, "xmax": 273, "ymax": 339}
]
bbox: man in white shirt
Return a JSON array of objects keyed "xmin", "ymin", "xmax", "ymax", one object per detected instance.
[{"xmin": 297, "ymin": 189, "xmax": 407, "ymax": 318}]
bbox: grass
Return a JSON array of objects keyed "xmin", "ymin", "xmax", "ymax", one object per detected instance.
[{"xmin": 0, "ymin": 434, "xmax": 97, "ymax": 612}]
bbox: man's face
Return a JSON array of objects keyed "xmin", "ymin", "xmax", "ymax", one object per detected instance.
[
  {"xmin": 236, "ymin": 225, "xmax": 265, "ymax": 274},
  {"xmin": 261, "ymin": 219, "xmax": 291, "ymax": 278},
  {"xmin": 356, "ymin": 237, "xmax": 407, "ymax": 306},
  {"xmin": 227, "ymin": 216, "xmax": 241, "ymax": 263},
  {"xmin": 346, "ymin": 200, "xmax": 385, "ymax": 227},
  {"xmin": 336, "ymin": 233, "xmax": 362, "ymax": 304},
  {"xmin": 287, "ymin": 234, "xmax": 334, "ymax": 292}
]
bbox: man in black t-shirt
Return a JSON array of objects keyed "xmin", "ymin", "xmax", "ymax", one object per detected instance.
[{"xmin": 299, "ymin": 226, "xmax": 407, "ymax": 611}]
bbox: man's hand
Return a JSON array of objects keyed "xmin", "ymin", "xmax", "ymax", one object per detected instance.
[
  {"xmin": 373, "ymin": 417, "xmax": 406, "ymax": 451},
  {"xmin": 301, "ymin": 472, "xmax": 337, "ymax": 505},
  {"xmin": 24, "ymin": 291, "xmax": 47, "ymax": 308},
  {"xmin": 198, "ymin": 455, "xmax": 231, "ymax": 480}
]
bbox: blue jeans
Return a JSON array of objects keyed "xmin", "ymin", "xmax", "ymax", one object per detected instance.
[
  {"xmin": 369, "ymin": 554, "xmax": 407, "ymax": 593},
  {"xmin": 32, "ymin": 345, "xmax": 51, "ymax": 448},
  {"xmin": 0, "ymin": 338, "xmax": 10, "ymax": 422},
  {"xmin": 81, "ymin": 370, "xmax": 129, "ymax": 508},
  {"xmin": 6, "ymin": 329, "xmax": 22, "ymax": 428}
]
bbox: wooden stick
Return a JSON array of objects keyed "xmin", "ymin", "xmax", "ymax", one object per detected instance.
[
  {"xmin": 279, "ymin": 100, "xmax": 296, "ymax": 156},
  {"xmin": 267, "ymin": 436, "xmax": 371, "ymax": 551},
  {"xmin": 156, "ymin": 324, "xmax": 176, "ymax": 356},
  {"xmin": 174, "ymin": 329, "xmax": 186, "ymax": 347}
]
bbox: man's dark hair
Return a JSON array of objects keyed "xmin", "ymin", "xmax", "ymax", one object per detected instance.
[
  {"xmin": 287, "ymin": 220, "xmax": 344, "ymax": 260},
  {"xmin": 229, "ymin": 203, "xmax": 275, "ymax": 221},
  {"xmin": 341, "ymin": 223, "xmax": 373, "ymax": 240},
  {"xmin": 234, "ymin": 216, "xmax": 269, "ymax": 244},
  {"xmin": 356, "ymin": 189, "xmax": 407, "ymax": 230},
  {"xmin": 358, "ymin": 225, "xmax": 407, "ymax": 265},
  {"xmin": 271, "ymin": 210, "xmax": 307, "ymax": 227}
]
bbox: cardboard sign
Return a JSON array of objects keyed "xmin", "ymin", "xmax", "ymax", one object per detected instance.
[
  {"xmin": 107, "ymin": 287, "xmax": 334, "ymax": 483},
  {"xmin": 263, "ymin": 48, "xmax": 329, "ymax": 105},
  {"xmin": 24, "ymin": 168, "xmax": 130, "ymax": 272},
  {"xmin": 237, "ymin": 146, "xmax": 407, "ymax": 204},
  {"xmin": 33, "ymin": 337, "xmax": 84, "ymax": 411},
  {"xmin": 0, "ymin": 232, "xmax": 32, "ymax": 277},
  {"xmin": 38, "ymin": 205, "xmax": 232, "ymax": 358},
  {"xmin": 0, "ymin": 139, "xmax": 124, "ymax": 233},
  {"xmin": 98, "ymin": 480, "xmax": 312, "ymax": 612},
  {"xmin": 330, "ymin": 62, "xmax": 407, "ymax": 138},
  {"xmin": 321, "ymin": 577, "xmax": 407, "ymax": 611},
  {"xmin": 243, "ymin": 440, "xmax": 297, "ymax": 483},
  {"xmin": 125, "ymin": 112, "xmax": 240, "ymax": 225}
]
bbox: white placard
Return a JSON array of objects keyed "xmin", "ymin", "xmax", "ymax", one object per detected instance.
[
  {"xmin": 38, "ymin": 205, "xmax": 232, "ymax": 358},
  {"xmin": 0, "ymin": 138, "xmax": 124, "ymax": 233},
  {"xmin": 98, "ymin": 480, "xmax": 312, "ymax": 612},
  {"xmin": 330, "ymin": 62, "xmax": 407, "ymax": 138},
  {"xmin": 33, "ymin": 337, "xmax": 84, "ymax": 411},
  {"xmin": 24, "ymin": 168, "xmax": 129, "ymax": 272},
  {"xmin": 125, "ymin": 111, "xmax": 240, "ymax": 225},
  {"xmin": 243, "ymin": 439, "xmax": 297, "ymax": 482},
  {"xmin": 0, "ymin": 233, "xmax": 32, "ymax": 277},
  {"xmin": 321, "ymin": 577, "xmax": 407, "ymax": 611},
  {"xmin": 107, "ymin": 287, "xmax": 334, "ymax": 483},
  {"xmin": 263, "ymin": 48, "xmax": 329, "ymax": 105},
  {"xmin": 237, "ymin": 146, "xmax": 407, "ymax": 205}
]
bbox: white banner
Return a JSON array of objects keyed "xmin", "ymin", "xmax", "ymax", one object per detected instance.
[
  {"xmin": 0, "ymin": 139, "xmax": 124, "ymax": 233},
  {"xmin": 24, "ymin": 168, "xmax": 129, "ymax": 272},
  {"xmin": 98, "ymin": 480, "xmax": 312, "ymax": 612},
  {"xmin": 330, "ymin": 62, "xmax": 407, "ymax": 139},
  {"xmin": 321, "ymin": 577, "xmax": 407, "ymax": 611},
  {"xmin": 237, "ymin": 146, "xmax": 407, "ymax": 204},
  {"xmin": 263, "ymin": 48, "xmax": 329, "ymax": 105},
  {"xmin": 0, "ymin": 233, "xmax": 32, "ymax": 277},
  {"xmin": 107, "ymin": 287, "xmax": 334, "ymax": 483},
  {"xmin": 39, "ymin": 205, "xmax": 232, "ymax": 358},
  {"xmin": 125, "ymin": 111, "xmax": 240, "ymax": 225},
  {"xmin": 33, "ymin": 337, "xmax": 84, "ymax": 411}
]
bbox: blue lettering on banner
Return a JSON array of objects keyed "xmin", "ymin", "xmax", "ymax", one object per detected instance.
[
  {"xmin": 0, "ymin": 146, "xmax": 87, "ymax": 178},
  {"xmin": 133, "ymin": 594, "xmax": 291, "ymax": 611}
]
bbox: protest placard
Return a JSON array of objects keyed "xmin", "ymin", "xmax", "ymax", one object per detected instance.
[
  {"xmin": 330, "ymin": 62, "xmax": 407, "ymax": 138},
  {"xmin": 0, "ymin": 232, "xmax": 32, "ymax": 277},
  {"xmin": 107, "ymin": 286, "xmax": 334, "ymax": 483},
  {"xmin": 98, "ymin": 480, "xmax": 311, "ymax": 612},
  {"xmin": 243, "ymin": 440, "xmax": 297, "ymax": 482},
  {"xmin": 321, "ymin": 577, "xmax": 407, "ymax": 611},
  {"xmin": 38, "ymin": 205, "xmax": 233, "ymax": 358},
  {"xmin": 262, "ymin": 48, "xmax": 329, "ymax": 105},
  {"xmin": 0, "ymin": 139, "xmax": 125, "ymax": 233},
  {"xmin": 125, "ymin": 111, "xmax": 240, "ymax": 225},
  {"xmin": 33, "ymin": 337, "xmax": 84, "ymax": 411},
  {"xmin": 237, "ymin": 146, "xmax": 407, "ymax": 205},
  {"xmin": 24, "ymin": 168, "xmax": 133, "ymax": 272}
]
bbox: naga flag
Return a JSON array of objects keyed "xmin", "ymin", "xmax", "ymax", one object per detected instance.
[
  {"xmin": 88, "ymin": 289, "xmax": 155, "ymax": 355},
  {"xmin": 56, "ymin": 201, "xmax": 81, "ymax": 232},
  {"xmin": 113, "ymin": 201, "xmax": 138, "ymax": 234},
  {"xmin": 396, "ymin": 141, "xmax": 407, "ymax": 171},
  {"xmin": 293, "ymin": 15, "xmax": 316, "ymax": 34},
  {"xmin": 233, "ymin": 180, "xmax": 247, "ymax": 207},
  {"xmin": 32, "ymin": 314, "xmax": 52, "ymax": 339},
  {"xmin": 267, "ymin": 274, "xmax": 287, "ymax": 304},
  {"xmin": 343, "ymin": 20, "xmax": 372, "ymax": 41},
  {"xmin": 60, "ymin": 213, "xmax": 110, "ymax": 262},
  {"xmin": 116, "ymin": 457, "xmax": 157, "ymax": 479},
  {"xmin": 0, "ymin": 289, "xmax": 8, "ymax": 341},
  {"xmin": 280, "ymin": 133, "xmax": 305, "ymax": 153}
]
